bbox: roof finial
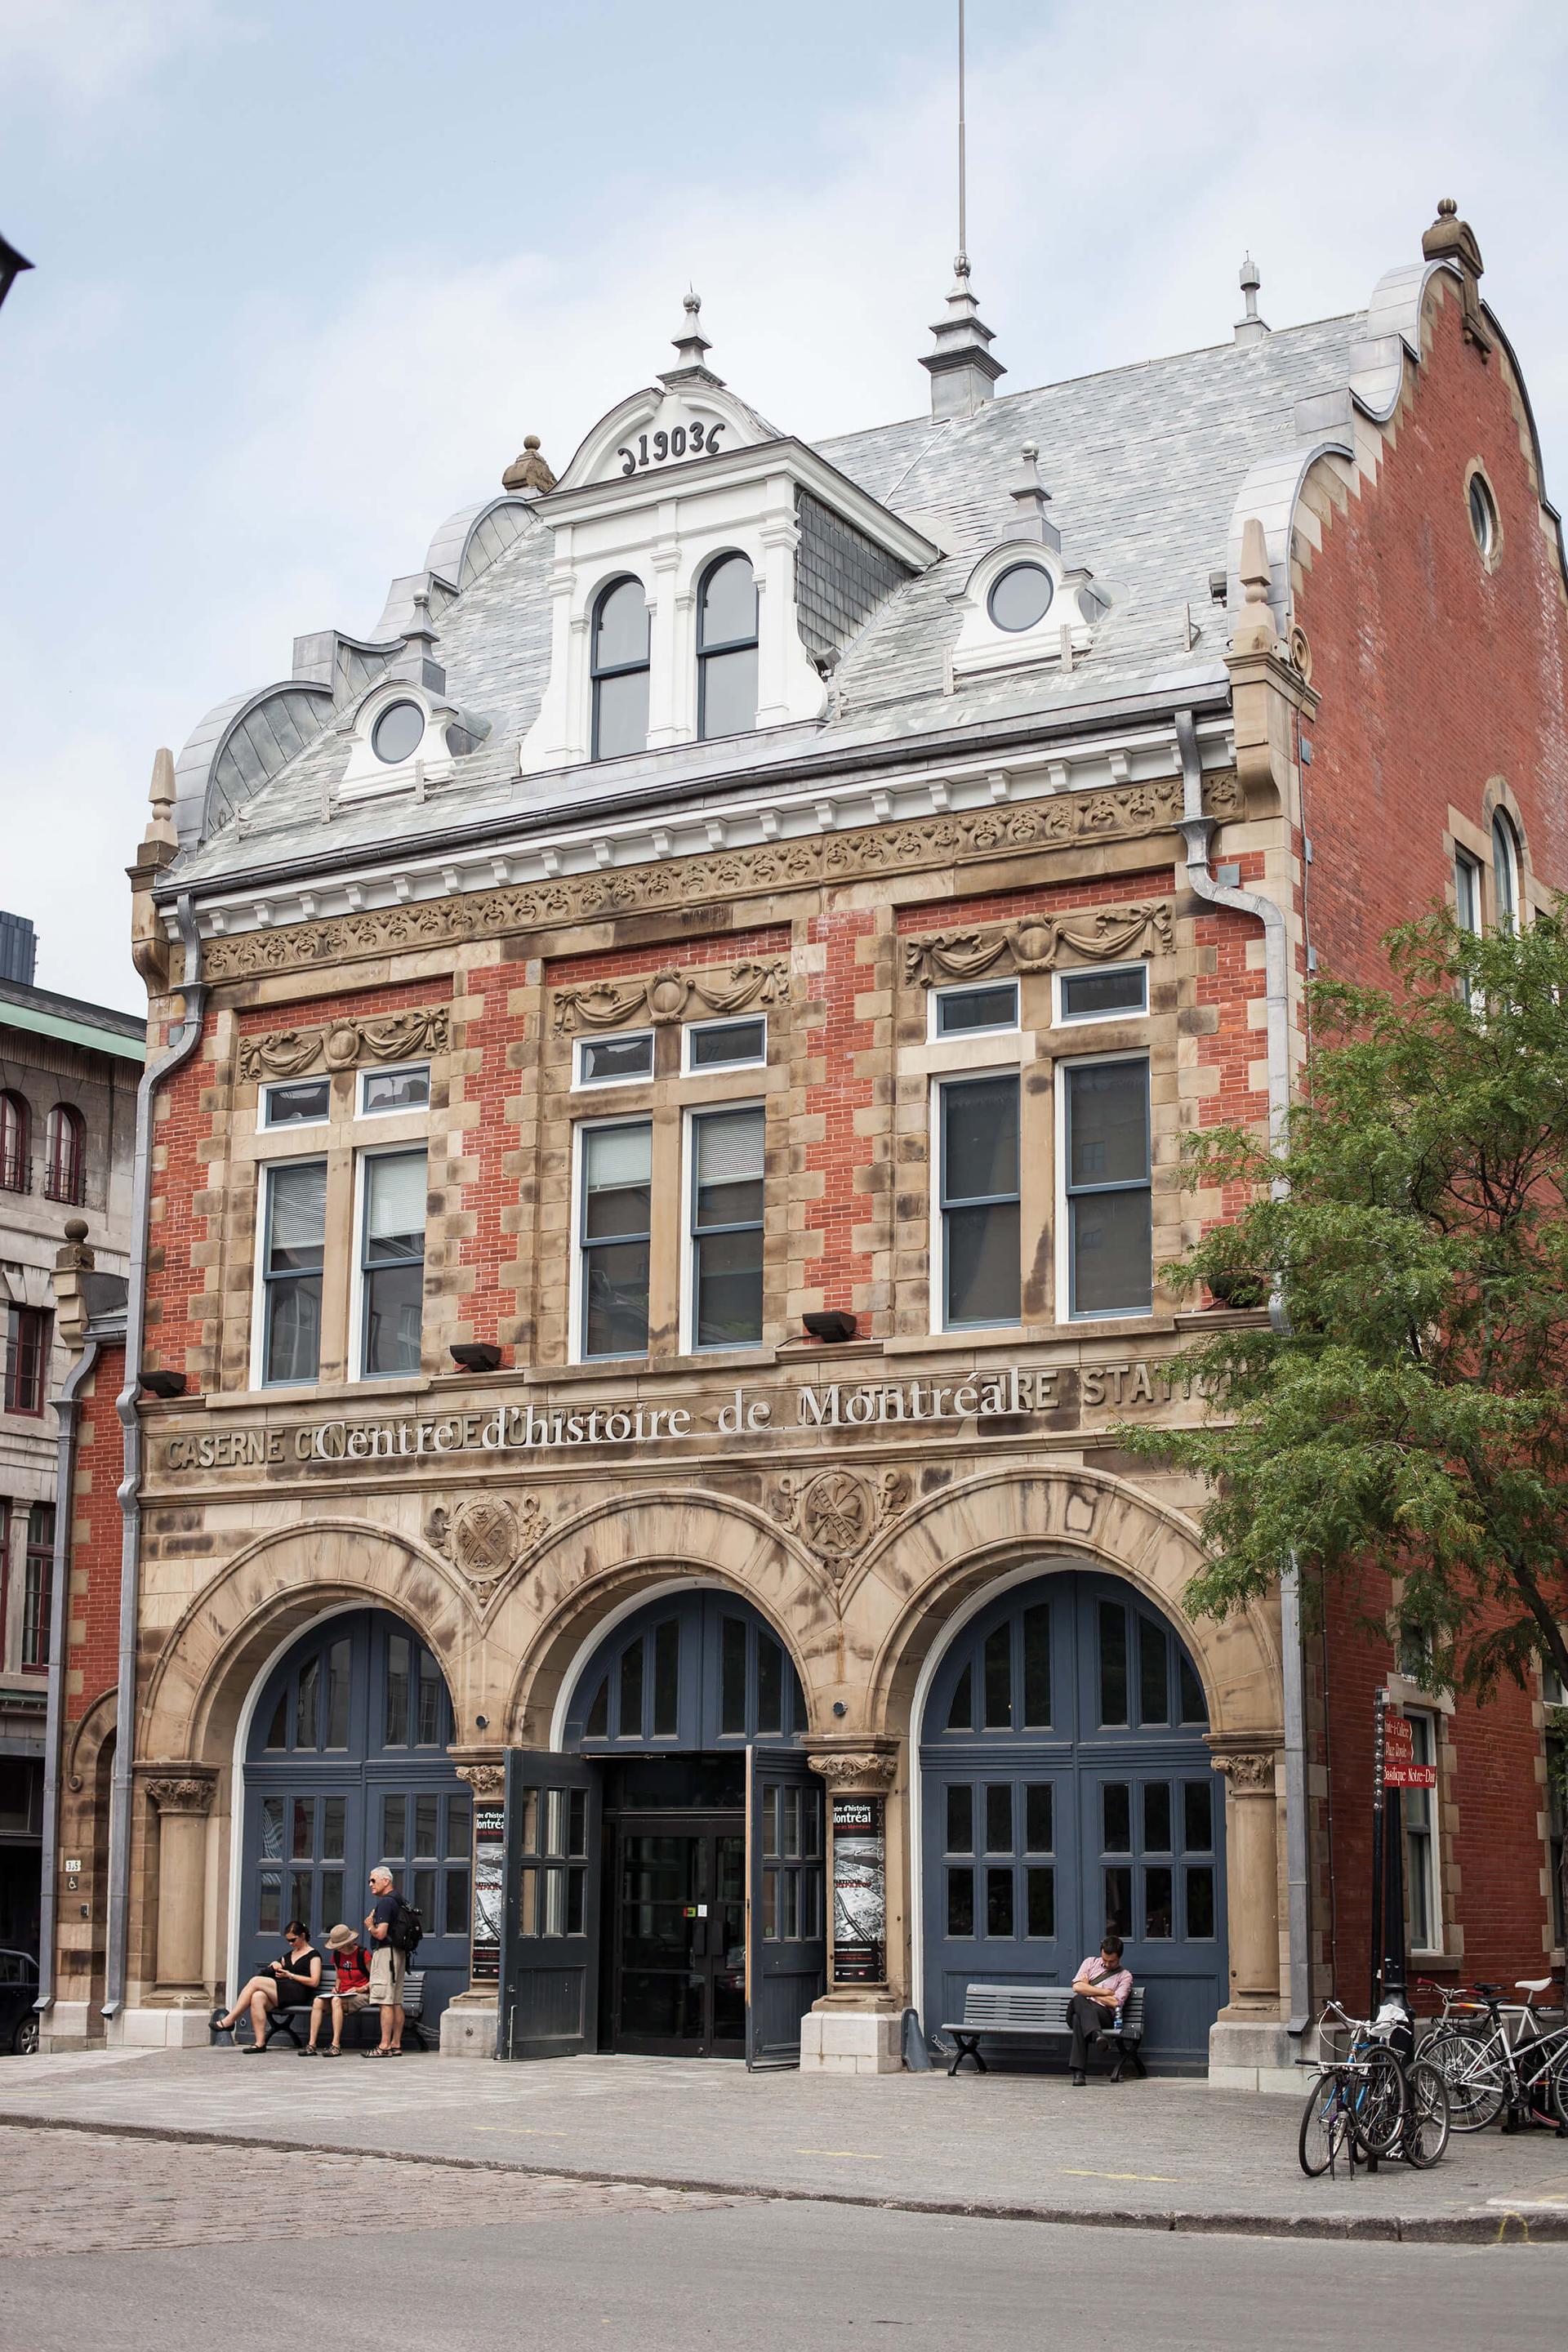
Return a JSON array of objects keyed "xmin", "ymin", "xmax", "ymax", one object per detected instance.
[
  {"xmin": 1232, "ymin": 516, "xmax": 1279, "ymax": 655},
  {"xmin": 1009, "ymin": 442, "xmax": 1061, "ymax": 552},
  {"xmin": 501, "ymin": 433, "xmax": 556, "ymax": 497},
  {"xmin": 660, "ymin": 288, "xmax": 724, "ymax": 390},
  {"xmin": 143, "ymin": 746, "xmax": 178, "ymax": 852},
  {"xmin": 921, "ymin": 4, "xmax": 1004, "ymax": 420},
  {"xmin": 1422, "ymin": 196, "xmax": 1491, "ymax": 354},
  {"xmin": 1234, "ymin": 252, "xmax": 1268, "ymax": 347},
  {"xmin": 956, "ymin": 0, "xmax": 969, "ymax": 275}
]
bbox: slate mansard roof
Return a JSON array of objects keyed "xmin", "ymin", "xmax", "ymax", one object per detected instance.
[{"xmin": 160, "ymin": 250, "xmax": 1519, "ymax": 902}]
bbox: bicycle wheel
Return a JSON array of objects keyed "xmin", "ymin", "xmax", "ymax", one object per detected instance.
[
  {"xmin": 1403, "ymin": 2058, "xmax": 1451, "ymax": 2168},
  {"xmin": 1299, "ymin": 2070, "xmax": 1352, "ymax": 2178},
  {"xmin": 1424, "ymin": 2026, "xmax": 1507, "ymax": 2132},
  {"xmin": 1351, "ymin": 2044, "xmax": 1406, "ymax": 2157}
]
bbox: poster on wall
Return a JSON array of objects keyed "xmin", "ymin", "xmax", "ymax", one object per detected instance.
[
  {"xmin": 472, "ymin": 1802, "xmax": 504, "ymax": 1983},
  {"xmin": 831, "ymin": 1793, "xmax": 885, "ymax": 1984}
]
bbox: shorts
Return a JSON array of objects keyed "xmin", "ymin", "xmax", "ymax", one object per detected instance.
[
  {"xmin": 332, "ymin": 1989, "xmax": 369, "ymax": 2013},
  {"xmin": 368, "ymin": 1947, "xmax": 405, "ymax": 2005}
]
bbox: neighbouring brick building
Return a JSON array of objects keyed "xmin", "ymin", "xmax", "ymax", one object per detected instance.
[
  {"xmin": 0, "ymin": 913, "xmax": 142, "ymax": 1984},
  {"xmin": 36, "ymin": 204, "xmax": 1568, "ymax": 2081}
]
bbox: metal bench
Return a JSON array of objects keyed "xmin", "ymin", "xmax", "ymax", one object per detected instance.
[
  {"xmin": 941, "ymin": 1982, "xmax": 1147, "ymax": 2081},
  {"xmin": 217, "ymin": 1967, "xmax": 427, "ymax": 2051}
]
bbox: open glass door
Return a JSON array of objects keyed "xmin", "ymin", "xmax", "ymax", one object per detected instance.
[
  {"xmin": 746, "ymin": 1746, "xmax": 826, "ymax": 2068},
  {"xmin": 498, "ymin": 1749, "xmax": 602, "ymax": 2060}
]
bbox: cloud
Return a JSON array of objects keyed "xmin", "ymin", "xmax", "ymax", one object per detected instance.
[{"xmin": 0, "ymin": 0, "xmax": 234, "ymax": 108}]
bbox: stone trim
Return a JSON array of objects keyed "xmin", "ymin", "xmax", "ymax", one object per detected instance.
[
  {"xmin": 194, "ymin": 775, "xmax": 1243, "ymax": 986},
  {"xmin": 427, "ymin": 1494, "xmax": 551, "ymax": 1601},
  {"xmin": 770, "ymin": 1467, "xmax": 910, "ymax": 1582},
  {"xmin": 903, "ymin": 899, "xmax": 1174, "ymax": 987},
  {"xmin": 1214, "ymin": 1750, "xmax": 1276, "ymax": 1793},
  {"xmin": 236, "ymin": 1006, "xmax": 450, "ymax": 1081},
  {"xmin": 807, "ymin": 1749, "xmax": 898, "ymax": 1791},
  {"xmin": 454, "ymin": 1762, "xmax": 506, "ymax": 1797},
  {"xmin": 552, "ymin": 957, "xmax": 788, "ymax": 1036},
  {"xmin": 145, "ymin": 1773, "xmax": 217, "ymax": 1816}
]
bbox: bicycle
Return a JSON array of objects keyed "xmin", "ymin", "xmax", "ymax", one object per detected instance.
[
  {"xmin": 1298, "ymin": 2000, "xmax": 1408, "ymax": 2178},
  {"xmin": 1420, "ymin": 1977, "xmax": 1568, "ymax": 2133}
]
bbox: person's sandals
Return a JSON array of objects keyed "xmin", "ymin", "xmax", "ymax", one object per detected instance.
[
  {"xmin": 363, "ymin": 2046, "xmax": 393, "ymax": 2058},
  {"xmin": 241, "ymin": 2041, "xmax": 267, "ymax": 2055},
  {"xmin": 323, "ymin": 2044, "xmax": 341, "ymax": 2057},
  {"xmin": 300, "ymin": 2044, "xmax": 319, "ymax": 2056}
]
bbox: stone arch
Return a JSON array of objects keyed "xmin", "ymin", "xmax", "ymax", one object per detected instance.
[
  {"xmin": 139, "ymin": 1519, "xmax": 482, "ymax": 1770},
  {"xmin": 488, "ymin": 1488, "xmax": 838, "ymax": 1746},
  {"xmin": 65, "ymin": 1686, "xmax": 117, "ymax": 1797},
  {"xmin": 847, "ymin": 1461, "xmax": 1279, "ymax": 1746}
]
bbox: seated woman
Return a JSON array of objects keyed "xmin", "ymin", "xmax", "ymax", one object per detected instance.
[{"xmin": 211, "ymin": 1920, "xmax": 321, "ymax": 2051}]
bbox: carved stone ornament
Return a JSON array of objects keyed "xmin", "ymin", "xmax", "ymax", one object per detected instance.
[
  {"xmin": 553, "ymin": 957, "xmax": 788, "ymax": 1038},
  {"xmin": 196, "ymin": 778, "xmax": 1243, "ymax": 986},
  {"xmin": 238, "ymin": 1006, "xmax": 450, "ymax": 1083},
  {"xmin": 806, "ymin": 1750, "xmax": 898, "ymax": 1792},
  {"xmin": 773, "ymin": 1467, "xmax": 910, "ymax": 1579},
  {"xmin": 904, "ymin": 900, "xmax": 1174, "ymax": 989},
  {"xmin": 1214, "ymin": 1751, "xmax": 1276, "ymax": 1794},
  {"xmin": 146, "ymin": 1775, "xmax": 216, "ymax": 1816},
  {"xmin": 428, "ymin": 1493, "xmax": 549, "ymax": 1598},
  {"xmin": 455, "ymin": 1762, "xmax": 506, "ymax": 1798}
]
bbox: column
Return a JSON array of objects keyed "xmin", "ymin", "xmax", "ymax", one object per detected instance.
[
  {"xmin": 800, "ymin": 1747, "xmax": 902, "ymax": 2075},
  {"xmin": 1213, "ymin": 1749, "xmax": 1281, "ymax": 2011},
  {"xmin": 147, "ymin": 1774, "xmax": 216, "ymax": 1992},
  {"xmin": 440, "ymin": 1759, "xmax": 506, "ymax": 2059}
]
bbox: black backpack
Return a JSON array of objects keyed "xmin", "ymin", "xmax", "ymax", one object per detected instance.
[{"xmin": 388, "ymin": 1898, "xmax": 423, "ymax": 1958}]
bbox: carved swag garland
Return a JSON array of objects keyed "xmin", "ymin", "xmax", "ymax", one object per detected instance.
[
  {"xmin": 553, "ymin": 958, "xmax": 787, "ymax": 1037},
  {"xmin": 238, "ymin": 1007, "xmax": 449, "ymax": 1083},
  {"xmin": 903, "ymin": 901, "xmax": 1174, "ymax": 987},
  {"xmin": 197, "ymin": 775, "xmax": 1241, "ymax": 985}
]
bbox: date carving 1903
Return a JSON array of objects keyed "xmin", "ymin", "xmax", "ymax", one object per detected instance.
[{"xmin": 617, "ymin": 419, "xmax": 724, "ymax": 474}]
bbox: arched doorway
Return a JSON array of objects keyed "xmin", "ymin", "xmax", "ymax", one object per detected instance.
[
  {"xmin": 920, "ymin": 1569, "xmax": 1226, "ymax": 2069},
  {"xmin": 240, "ymin": 1608, "xmax": 469, "ymax": 2028},
  {"xmin": 500, "ymin": 1587, "xmax": 824, "ymax": 2063}
]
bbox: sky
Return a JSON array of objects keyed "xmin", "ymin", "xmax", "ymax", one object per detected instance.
[{"xmin": 2, "ymin": 0, "xmax": 1566, "ymax": 1014}]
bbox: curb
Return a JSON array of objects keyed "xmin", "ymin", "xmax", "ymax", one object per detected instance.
[{"xmin": 1, "ymin": 2106, "xmax": 1561, "ymax": 2246}]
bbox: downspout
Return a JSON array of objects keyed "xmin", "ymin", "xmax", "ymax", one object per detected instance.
[
  {"xmin": 1174, "ymin": 706, "xmax": 1311, "ymax": 2042},
  {"xmin": 103, "ymin": 894, "xmax": 207, "ymax": 2022},
  {"xmin": 34, "ymin": 1333, "xmax": 105, "ymax": 2028}
]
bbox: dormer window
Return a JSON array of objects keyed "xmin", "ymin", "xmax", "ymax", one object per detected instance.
[
  {"xmin": 987, "ymin": 562, "xmax": 1054, "ymax": 634},
  {"xmin": 371, "ymin": 700, "xmax": 426, "ymax": 764},
  {"xmin": 697, "ymin": 554, "xmax": 759, "ymax": 739},
  {"xmin": 591, "ymin": 577, "xmax": 651, "ymax": 760}
]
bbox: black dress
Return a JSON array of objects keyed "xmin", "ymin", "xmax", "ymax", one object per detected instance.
[{"xmin": 270, "ymin": 1947, "xmax": 321, "ymax": 2005}]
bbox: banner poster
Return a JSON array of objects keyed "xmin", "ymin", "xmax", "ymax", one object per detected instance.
[
  {"xmin": 471, "ymin": 1802, "xmax": 505, "ymax": 1983},
  {"xmin": 831, "ymin": 1793, "xmax": 886, "ymax": 1984}
]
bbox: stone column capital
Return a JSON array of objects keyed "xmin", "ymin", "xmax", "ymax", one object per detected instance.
[
  {"xmin": 145, "ymin": 1772, "xmax": 217, "ymax": 1817},
  {"xmin": 1212, "ymin": 1748, "xmax": 1276, "ymax": 1796},
  {"xmin": 454, "ymin": 1761, "xmax": 506, "ymax": 1798},
  {"xmin": 807, "ymin": 1747, "xmax": 898, "ymax": 1793}
]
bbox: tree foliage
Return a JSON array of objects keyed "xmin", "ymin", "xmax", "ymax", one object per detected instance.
[{"xmin": 1124, "ymin": 907, "xmax": 1568, "ymax": 1703}]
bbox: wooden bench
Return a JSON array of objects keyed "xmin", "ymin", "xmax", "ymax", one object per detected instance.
[
  {"xmin": 941, "ymin": 1983, "xmax": 1147, "ymax": 2081},
  {"xmin": 216, "ymin": 1967, "xmax": 427, "ymax": 2051}
]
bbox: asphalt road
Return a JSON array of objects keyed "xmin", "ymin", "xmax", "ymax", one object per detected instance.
[{"xmin": 2, "ymin": 2128, "xmax": 1564, "ymax": 2352}]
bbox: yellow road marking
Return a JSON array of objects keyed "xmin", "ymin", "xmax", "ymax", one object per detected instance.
[{"xmin": 1056, "ymin": 2168, "xmax": 1180, "ymax": 2184}]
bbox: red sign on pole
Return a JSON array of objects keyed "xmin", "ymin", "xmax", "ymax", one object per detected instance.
[{"xmin": 1383, "ymin": 1761, "xmax": 1437, "ymax": 1788}]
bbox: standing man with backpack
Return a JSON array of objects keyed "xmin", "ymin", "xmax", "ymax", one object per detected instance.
[{"xmin": 363, "ymin": 1864, "xmax": 413, "ymax": 2057}]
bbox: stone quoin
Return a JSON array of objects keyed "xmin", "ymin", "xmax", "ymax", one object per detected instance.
[{"xmin": 35, "ymin": 210, "xmax": 1568, "ymax": 2085}]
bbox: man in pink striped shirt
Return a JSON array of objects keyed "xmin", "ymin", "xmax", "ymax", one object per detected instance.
[{"xmin": 1067, "ymin": 1934, "xmax": 1134, "ymax": 2083}]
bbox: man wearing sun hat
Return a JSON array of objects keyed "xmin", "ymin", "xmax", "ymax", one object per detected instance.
[{"xmin": 304, "ymin": 1922, "xmax": 372, "ymax": 2056}]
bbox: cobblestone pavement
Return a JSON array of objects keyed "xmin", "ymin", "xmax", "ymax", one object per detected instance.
[
  {"xmin": 0, "ymin": 2122, "xmax": 728, "ymax": 2259},
  {"xmin": 4, "ymin": 2046, "xmax": 1568, "ymax": 2237}
]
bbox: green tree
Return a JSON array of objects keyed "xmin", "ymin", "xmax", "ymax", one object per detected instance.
[{"xmin": 1125, "ymin": 907, "xmax": 1568, "ymax": 1718}]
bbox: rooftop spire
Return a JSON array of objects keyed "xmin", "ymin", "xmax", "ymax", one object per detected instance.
[
  {"xmin": 920, "ymin": 252, "xmax": 1005, "ymax": 421},
  {"xmin": 1234, "ymin": 252, "xmax": 1268, "ymax": 346},
  {"xmin": 1422, "ymin": 196, "xmax": 1491, "ymax": 354},
  {"xmin": 660, "ymin": 290, "xmax": 724, "ymax": 390},
  {"xmin": 1009, "ymin": 442, "xmax": 1061, "ymax": 552}
]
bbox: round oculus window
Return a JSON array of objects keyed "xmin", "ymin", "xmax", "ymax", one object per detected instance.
[
  {"xmin": 1468, "ymin": 473, "xmax": 1499, "ymax": 561},
  {"xmin": 987, "ymin": 561, "xmax": 1054, "ymax": 632},
  {"xmin": 371, "ymin": 700, "xmax": 425, "ymax": 764}
]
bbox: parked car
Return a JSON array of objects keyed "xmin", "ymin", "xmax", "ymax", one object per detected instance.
[{"xmin": 0, "ymin": 1949, "xmax": 39, "ymax": 2054}]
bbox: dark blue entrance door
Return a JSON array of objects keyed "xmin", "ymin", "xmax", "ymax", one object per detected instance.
[
  {"xmin": 920, "ymin": 1571, "xmax": 1226, "ymax": 2069},
  {"xmin": 241, "ymin": 1609, "xmax": 470, "ymax": 2028}
]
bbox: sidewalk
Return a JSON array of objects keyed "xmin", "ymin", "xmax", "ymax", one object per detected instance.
[{"xmin": 3, "ymin": 2046, "xmax": 1567, "ymax": 2243}]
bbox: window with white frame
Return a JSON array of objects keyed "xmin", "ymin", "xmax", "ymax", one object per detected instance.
[
  {"xmin": 590, "ymin": 576, "xmax": 651, "ymax": 761},
  {"xmin": 1402, "ymin": 1708, "xmax": 1441, "ymax": 1952},
  {"xmin": 1057, "ymin": 963, "xmax": 1148, "ymax": 1024},
  {"xmin": 1062, "ymin": 1058, "xmax": 1152, "ymax": 1318},
  {"xmin": 688, "ymin": 1106, "xmax": 765, "ymax": 1349},
  {"xmin": 578, "ymin": 1120, "xmax": 652, "ymax": 1358},
  {"xmin": 261, "ymin": 1077, "xmax": 331, "ymax": 1128},
  {"xmin": 684, "ymin": 1015, "xmax": 767, "ymax": 1073},
  {"xmin": 261, "ymin": 1160, "xmax": 327, "ymax": 1385},
  {"xmin": 696, "ymin": 553, "xmax": 759, "ymax": 740},
  {"xmin": 1492, "ymin": 811, "xmax": 1521, "ymax": 930},
  {"xmin": 359, "ymin": 1062, "xmax": 430, "ymax": 1116},
  {"xmin": 1454, "ymin": 850, "xmax": 1482, "ymax": 937},
  {"xmin": 574, "ymin": 1031, "xmax": 654, "ymax": 1089},
  {"xmin": 930, "ymin": 981, "xmax": 1019, "ymax": 1040},
  {"xmin": 358, "ymin": 1149, "xmax": 427, "ymax": 1379},
  {"xmin": 937, "ymin": 1074, "xmax": 1021, "ymax": 1329}
]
